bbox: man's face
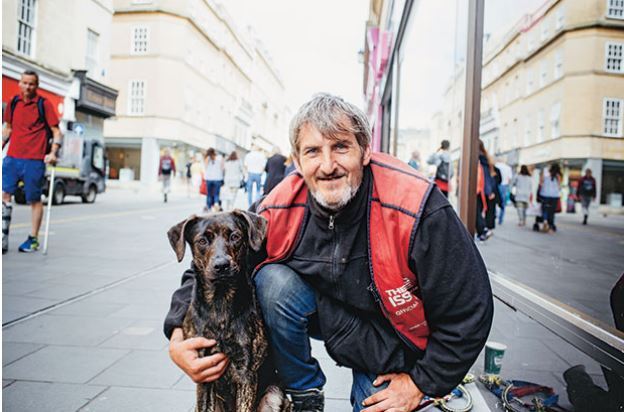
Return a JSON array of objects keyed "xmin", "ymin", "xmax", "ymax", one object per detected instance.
[
  {"xmin": 294, "ymin": 122, "xmax": 371, "ymax": 211},
  {"xmin": 19, "ymin": 74, "xmax": 38, "ymax": 99}
]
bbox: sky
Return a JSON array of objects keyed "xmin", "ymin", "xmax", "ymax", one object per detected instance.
[
  {"xmin": 226, "ymin": 0, "xmax": 546, "ymax": 127},
  {"xmin": 227, "ymin": 0, "xmax": 369, "ymax": 112}
]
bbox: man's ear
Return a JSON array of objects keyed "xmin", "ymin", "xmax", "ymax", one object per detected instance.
[
  {"xmin": 167, "ymin": 215, "xmax": 197, "ymax": 262},
  {"xmin": 292, "ymin": 153, "xmax": 302, "ymax": 174},
  {"xmin": 361, "ymin": 144, "xmax": 372, "ymax": 166},
  {"xmin": 232, "ymin": 210, "xmax": 268, "ymax": 251}
]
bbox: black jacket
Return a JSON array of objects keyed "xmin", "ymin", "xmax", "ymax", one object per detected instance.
[
  {"xmin": 164, "ymin": 168, "xmax": 493, "ymax": 397},
  {"xmin": 263, "ymin": 154, "xmax": 286, "ymax": 194}
]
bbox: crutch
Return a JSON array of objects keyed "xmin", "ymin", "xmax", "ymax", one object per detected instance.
[{"xmin": 42, "ymin": 166, "xmax": 55, "ymax": 255}]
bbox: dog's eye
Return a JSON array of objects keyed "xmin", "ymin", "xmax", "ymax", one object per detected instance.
[
  {"xmin": 198, "ymin": 238, "xmax": 208, "ymax": 246},
  {"xmin": 230, "ymin": 232, "xmax": 242, "ymax": 243}
]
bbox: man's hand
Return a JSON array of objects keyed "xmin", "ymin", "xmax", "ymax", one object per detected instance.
[
  {"xmin": 44, "ymin": 152, "xmax": 58, "ymax": 165},
  {"xmin": 168, "ymin": 328, "xmax": 229, "ymax": 383},
  {"xmin": 362, "ymin": 373, "xmax": 424, "ymax": 412}
]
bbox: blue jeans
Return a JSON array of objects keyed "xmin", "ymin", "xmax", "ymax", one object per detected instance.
[
  {"xmin": 246, "ymin": 173, "xmax": 262, "ymax": 206},
  {"xmin": 255, "ymin": 264, "xmax": 388, "ymax": 411},
  {"xmin": 206, "ymin": 180, "xmax": 222, "ymax": 208},
  {"xmin": 498, "ymin": 184, "xmax": 509, "ymax": 225}
]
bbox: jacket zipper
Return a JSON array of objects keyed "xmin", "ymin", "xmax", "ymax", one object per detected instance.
[{"xmin": 328, "ymin": 215, "xmax": 335, "ymax": 230}]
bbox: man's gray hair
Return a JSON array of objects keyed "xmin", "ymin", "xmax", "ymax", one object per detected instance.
[{"xmin": 289, "ymin": 93, "xmax": 371, "ymax": 156}]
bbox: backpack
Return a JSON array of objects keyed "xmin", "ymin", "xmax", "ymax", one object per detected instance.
[
  {"xmin": 435, "ymin": 160, "xmax": 450, "ymax": 182},
  {"xmin": 9, "ymin": 95, "xmax": 54, "ymax": 154}
]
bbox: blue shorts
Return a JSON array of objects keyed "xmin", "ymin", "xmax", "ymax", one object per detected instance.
[{"xmin": 2, "ymin": 156, "xmax": 46, "ymax": 203}]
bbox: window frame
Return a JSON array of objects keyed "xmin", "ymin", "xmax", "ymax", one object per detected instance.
[
  {"xmin": 127, "ymin": 80, "xmax": 146, "ymax": 116},
  {"xmin": 85, "ymin": 28, "xmax": 100, "ymax": 77},
  {"xmin": 606, "ymin": 0, "xmax": 624, "ymax": 19},
  {"xmin": 550, "ymin": 102, "xmax": 561, "ymax": 139},
  {"xmin": 131, "ymin": 26, "xmax": 150, "ymax": 55},
  {"xmin": 16, "ymin": 0, "xmax": 37, "ymax": 57},
  {"xmin": 554, "ymin": 49, "xmax": 563, "ymax": 79},
  {"xmin": 603, "ymin": 98, "xmax": 623, "ymax": 137},
  {"xmin": 605, "ymin": 41, "xmax": 624, "ymax": 74}
]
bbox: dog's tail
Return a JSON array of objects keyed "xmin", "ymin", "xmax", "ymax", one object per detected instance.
[{"xmin": 257, "ymin": 385, "xmax": 292, "ymax": 412}]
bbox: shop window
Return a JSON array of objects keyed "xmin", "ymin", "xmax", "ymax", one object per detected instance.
[
  {"xmin": 603, "ymin": 98, "xmax": 623, "ymax": 136},
  {"xmin": 132, "ymin": 26, "xmax": 149, "ymax": 54},
  {"xmin": 551, "ymin": 102, "xmax": 561, "ymax": 138},
  {"xmin": 128, "ymin": 80, "xmax": 146, "ymax": 115},
  {"xmin": 17, "ymin": 0, "xmax": 36, "ymax": 57},
  {"xmin": 605, "ymin": 42, "xmax": 623, "ymax": 73},
  {"xmin": 606, "ymin": 0, "xmax": 624, "ymax": 19}
]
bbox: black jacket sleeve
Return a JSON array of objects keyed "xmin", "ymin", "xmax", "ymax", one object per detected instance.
[
  {"xmin": 407, "ymin": 190, "xmax": 494, "ymax": 396},
  {"xmin": 163, "ymin": 268, "xmax": 195, "ymax": 339}
]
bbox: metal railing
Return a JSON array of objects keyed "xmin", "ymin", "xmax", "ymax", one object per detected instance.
[{"xmin": 489, "ymin": 270, "xmax": 624, "ymax": 377}]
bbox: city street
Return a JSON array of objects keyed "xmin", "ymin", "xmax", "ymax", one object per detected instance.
[
  {"xmin": 477, "ymin": 205, "xmax": 624, "ymax": 326},
  {"xmin": 3, "ymin": 189, "xmax": 618, "ymax": 410}
]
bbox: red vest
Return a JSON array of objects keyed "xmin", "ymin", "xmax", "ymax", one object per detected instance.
[{"xmin": 257, "ymin": 152, "xmax": 434, "ymax": 350}]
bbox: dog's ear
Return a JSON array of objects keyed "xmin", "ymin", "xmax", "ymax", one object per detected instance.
[
  {"xmin": 167, "ymin": 215, "xmax": 197, "ymax": 262},
  {"xmin": 233, "ymin": 210, "xmax": 268, "ymax": 251}
]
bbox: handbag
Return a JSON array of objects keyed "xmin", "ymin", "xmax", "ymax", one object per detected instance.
[
  {"xmin": 199, "ymin": 179, "xmax": 207, "ymax": 195},
  {"xmin": 527, "ymin": 203, "xmax": 542, "ymax": 217},
  {"xmin": 555, "ymin": 197, "xmax": 562, "ymax": 214}
]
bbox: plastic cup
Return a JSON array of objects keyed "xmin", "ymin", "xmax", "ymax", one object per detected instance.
[{"xmin": 484, "ymin": 341, "xmax": 507, "ymax": 374}]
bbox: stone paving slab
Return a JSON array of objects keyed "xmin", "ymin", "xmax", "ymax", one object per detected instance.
[
  {"xmin": 3, "ymin": 345, "xmax": 129, "ymax": 383},
  {"xmin": 97, "ymin": 320, "xmax": 169, "ymax": 351},
  {"xmin": 3, "ymin": 314, "xmax": 135, "ymax": 346},
  {"xmin": 89, "ymin": 350, "xmax": 183, "ymax": 389},
  {"xmin": 79, "ymin": 386, "xmax": 195, "ymax": 412},
  {"xmin": 2, "ymin": 381, "xmax": 106, "ymax": 412},
  {"xmin": 2, "ymin": 342, "xmax": 45, "ymax": 366}
]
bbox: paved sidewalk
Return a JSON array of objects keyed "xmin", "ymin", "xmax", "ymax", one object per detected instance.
[{"xmin": 2, "ymin": 190, "xmax": 614, "ymax": 411}]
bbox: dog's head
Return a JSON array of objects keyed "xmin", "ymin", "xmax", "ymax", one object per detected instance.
[{"xmin": 167, "ymin": 210, "xmax": 268, "ymax": 283}]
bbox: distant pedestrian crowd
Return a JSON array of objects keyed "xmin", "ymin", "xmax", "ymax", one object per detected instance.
[{"xmin": 409, "ymin": 138, "xmax": 598, "ymax": 242}]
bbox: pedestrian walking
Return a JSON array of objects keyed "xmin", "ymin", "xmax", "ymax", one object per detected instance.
[
  {"xmin": 158, "ymin": 148, "xmax": 176, "ymax": 203},
  {"xmin": 485, "ymin": 165, "xmax": 502, "ymax": 231},
  {"xmin": 2, "ymin": 71, "xmax": 63, "ymax": 254},
  {"xmin": 495, "ymin": 158, "xmax": 513, "ymax": 225},
  {"xmin": 578, "ymin": 168, "xmax": 597, "ymax": 225},
  {"xmin": 166, "ymin": 93, "xmax": 493, "ymax": 412},
  {"xmin": 427, "ymin": 140, "xmax": 453, "ymax": 197},
  {"xmin": 222, "ymin": 151, "xmax": 243, "ymax": 211},
  {"xmin": 511, "ymin": 165, "xmax": 532, "ymax": 226},
  {"xmin": 476, "ymin": 140, "xmax": 496, "ymax": 241},
  {"xmin": 264, "ymin": 146, "xmax": 286, "ymax": 195},
  {"xmin": 244, "ymin": 144, "xmax": 267, "ymax": 206},
  {"xmin": 408, "ymin": 150, "xmax": 420, "ymax": 170},
  {"xmin": 539, "ymin": 163, "xmax": 562, "ymax": 232},
  {"xmin": 203, "ymin": 148, "xmax": 224, "ymax": 212},
  {"xmin": 190, "ymin": 155, "xmax": 203, "ymax": 197}
]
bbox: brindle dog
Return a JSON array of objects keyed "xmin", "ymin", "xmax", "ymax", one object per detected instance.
[{"xmin": 167, "ymin": 210, "xmax": 290, "ymax": 412}]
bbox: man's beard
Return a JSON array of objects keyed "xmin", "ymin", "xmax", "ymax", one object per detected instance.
[{"xmin": 310, "ymin": 179, "xmax": 361, "ymax": 212}]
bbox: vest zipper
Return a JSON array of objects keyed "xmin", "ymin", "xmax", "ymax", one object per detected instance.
[{"xmin": 328, "ymin": 215, "xmax": 335, "ymax": 230}]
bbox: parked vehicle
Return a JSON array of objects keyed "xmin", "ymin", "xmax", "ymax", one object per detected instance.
[{"xmin": 14, "ymin": 133, "xmax": 106, "ymax": 205}]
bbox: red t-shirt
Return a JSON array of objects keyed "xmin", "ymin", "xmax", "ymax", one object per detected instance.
[{"xmin": 4, "ymin": 95, "xmax": 59, "ymax": 160}]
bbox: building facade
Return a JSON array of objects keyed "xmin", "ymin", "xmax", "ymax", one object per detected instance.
[
  {"xmin": 104, "ymin": 0, "xmax": 289, "ymax": 185},
  {"xmin": 480, "ymin": 0, "xmax": 624, "ymax": 205},
  {"xmin": 2, "ymin": 0, "xmax": 118, "ymax": 147}
]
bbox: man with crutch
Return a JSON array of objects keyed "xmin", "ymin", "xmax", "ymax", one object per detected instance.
[{"xmin": 2, "ymin": 70, "xmax": 62, "ymax": 254}]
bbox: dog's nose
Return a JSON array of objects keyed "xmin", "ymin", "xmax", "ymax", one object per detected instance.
[{"xmin": 213, "ymin": 257, "xmax": 231, "ymax": 273}]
